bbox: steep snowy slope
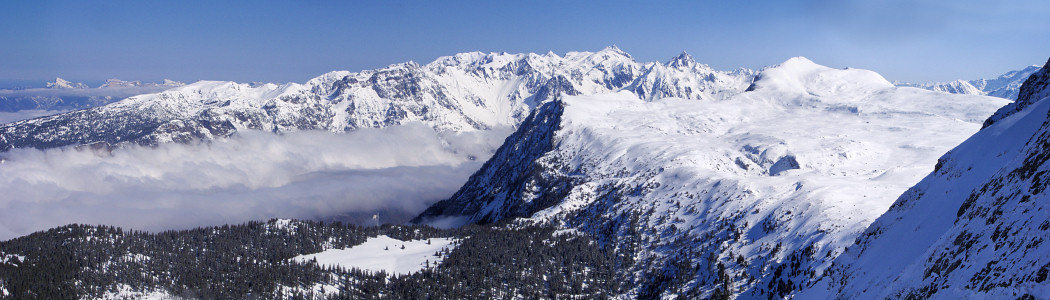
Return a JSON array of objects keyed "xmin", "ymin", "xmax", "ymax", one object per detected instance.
[
  {"xmin": 416, "ymin": 58, "xmax": 1009, "ymax": 298},
  {"xmin": 0, "ymin": 47, "xmax": 754, "ymax": 151},
  {"xmin": 810, "ymin": 58, "xmax": 1050, "ymax": 299}
]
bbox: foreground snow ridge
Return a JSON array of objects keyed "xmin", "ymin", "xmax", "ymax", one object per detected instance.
[{"xmin": 293, "ymin": 235, "xmax": 457, "ymax": 275}]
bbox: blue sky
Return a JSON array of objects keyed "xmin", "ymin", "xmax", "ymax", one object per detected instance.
[{"xmin": 1, "ymin": 0, "xmax": 1048, "ymax": 85}]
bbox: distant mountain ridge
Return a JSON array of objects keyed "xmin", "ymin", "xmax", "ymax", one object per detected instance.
[
  {"xmin": 45, "ymin": 78, "xmax": 89, "ymax": 89},
  {"xmin": 42, "ymin": 77, "xmax": 184, "ymax": 89},
  {"xmin": 0, "ymin": 78, "xmax": 185, "ymax": 114},
  {"xmin": 0, "ymin": 47, "xmax": 755, "ymax": 151},
  {"xmin": 896, "ymin": 65, "xmax": 1041, "ymax": 100}
]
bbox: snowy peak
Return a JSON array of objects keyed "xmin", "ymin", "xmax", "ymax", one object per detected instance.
[
  {"xmin": 666, "ymin": 51, "xmax": 697, "ymax": 68},
  {"xmin": 776, "ymin": 56, "xmax": 821, "ymax": 69},
  {"xmin": 46, "ymin": 77, "xmax": 89, "ymax": 89},
  {"xmin": 597, "ymin": 45, "xmax": 631, "ymax": 58},
  {"xmin": 746, "ymin": 56, "xmax": 893, "ymax": 97}
]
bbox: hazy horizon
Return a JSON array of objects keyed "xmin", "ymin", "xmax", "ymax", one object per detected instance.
[
  {"xmin": 0, "ymin": 51, "xmax": 1044, "ymax": 91},
  {"xmin": 2, "ymin": 0, "xmax": 1048, "ymax": 85}
]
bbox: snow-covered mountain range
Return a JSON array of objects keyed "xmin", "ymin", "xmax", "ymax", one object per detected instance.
[
  {"xmin": 0, "ymin": 47, "xmax": 754, "ymax": 151},
  {"xmin": 895, "ymin": 65, "xmax": 1041, "ymax": 100},
  {"xmin": 1, "ymin": 47, "xmax": 1046, "ymax": 298},
  {"xmin": 415, "ymin": 57, "xmax": 1010, "ymax": 298}
]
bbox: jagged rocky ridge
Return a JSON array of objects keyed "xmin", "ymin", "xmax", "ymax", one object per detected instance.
[
  {"xmin": 805, "ymin": 58, "xmax": 1050, "ymax": 299},
  {"xmin": 416, "ymin": 57, "xmax": 1009, "ymax": 298},
  {"xmin": 0, "ymin": 47, "xmax": 754, "ymax": 151},
  {"xmin": 896, "ymin": 65, "xmax": 1041, "ymax": 100}
]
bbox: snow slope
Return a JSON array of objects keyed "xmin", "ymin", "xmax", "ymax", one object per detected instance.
[
  {"xmin": 416, "ymin": 57, "xmax": 1009, "ymax": 298},
  {"xmin": 293, "ymin": 235, "xmax": 456, "ymax": 275},
  {"xmin": 808, "ymin": 58, "xmax": 1050, "ymax": 299}
]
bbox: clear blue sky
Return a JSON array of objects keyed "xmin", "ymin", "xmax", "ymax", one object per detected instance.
[{"xmin": 2, "ymin": 0, "xmax": 1048, "ymax": 85}]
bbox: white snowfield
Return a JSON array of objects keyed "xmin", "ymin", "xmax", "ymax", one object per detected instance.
[
  {"xmin": 95, "ymin": 284, "xmax": 177, "ymax": 300},
  {"xmin": 437, "ymin": 57, "xmax": 1010, "ymax": 297},
  {"xmin": 293, "ymin": 235, "xmax": 457, "ymax": 276}
]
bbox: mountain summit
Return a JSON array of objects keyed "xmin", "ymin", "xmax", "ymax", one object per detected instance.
[
  {"xmin": 45, "ymin": 77, "xmax": 89, "ymax": 89},
  {"xmin": 667, "ymin": 51, "xmax": 696, "ymax": 68}
]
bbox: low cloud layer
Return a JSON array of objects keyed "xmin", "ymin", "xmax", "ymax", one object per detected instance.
[
  {"xmin": 0, "ymin": 86, "xmax": 175, "ymax": 99},
  {"xmin": 0, "ymin": 109, "xmax": 69, "ymax": 124},
  {"xmin": 0, "ymin": 124, "xmax": 513, "ymax": 240}
]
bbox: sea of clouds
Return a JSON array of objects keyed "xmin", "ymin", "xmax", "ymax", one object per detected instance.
[
  {"xmin": 0, "ymin": 85, "xmax": 175, "ymax": 100},
  {"xmin": 0, "ymin": 124, "xmax": 513, "ymax": 240},
  {"xmin": 0, "ymin": 109, "xmax": 68, "ymax": 124}
]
